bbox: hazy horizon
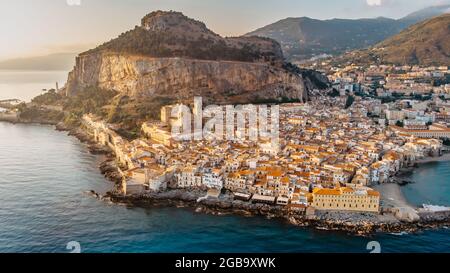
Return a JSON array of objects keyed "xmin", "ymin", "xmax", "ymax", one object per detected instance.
[{"xmin": 0, "ymin": 0, "xmax": 449, "ymax": 61}]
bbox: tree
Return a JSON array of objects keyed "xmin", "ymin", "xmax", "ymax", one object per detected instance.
[
  {"xmin": 328, "ymin": 88, "xmax": 340, "ymax": 98},
  {"xmin": 443, "ymin": 138, "xmax": 450, "ymax": 146},
  {"xmin": 345, "ymin": 95, "xmax": 355, "ymax": 109}
]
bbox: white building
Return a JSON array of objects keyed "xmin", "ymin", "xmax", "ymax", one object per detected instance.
[
  {"xmin": 176, "ymin": 166, "xmax": 202, "ymax": 188},
  {"xmin": 202, "ymin": 169, "xmax": 224, "ymax": 190}
]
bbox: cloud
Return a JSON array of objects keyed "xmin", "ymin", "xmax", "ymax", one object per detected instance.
[
  {"xmin": 365, "ymin": 0, "xmax": 399, "ymax": 7},
  {"xmin": 366, "ymin": 0, "xmax": 383, "ymax": 6},
  {"xmin": 66, "ymin": 0, "xmax": 81, "ymax": 6},
  {"xmin": 366, "ymin": 0, "xmax": 450, "ymax": 8}
]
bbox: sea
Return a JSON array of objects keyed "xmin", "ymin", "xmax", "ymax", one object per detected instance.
[
  {"xmin": 0, "ymin": 70, "xmax": 68, "ymax": 102},
  {"xmin": 0, "ymin": 71, "xmax": 449, "ymax": 253},
  {"xmin": 400, "ymin": 160, "xmax": 450, "ymax": 208}
]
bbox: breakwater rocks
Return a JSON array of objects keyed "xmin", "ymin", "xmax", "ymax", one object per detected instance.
[
  {"xmin": 110, "ymin": 190, "xmax": 450, "ymax": 235},
  {"xmin": 99, "ymin": 159, "xmax": 122, "ymax": 184},
  {"xmin": 67, "ymin": 126, "xmax": 112, "ymax": 155},
  {"xmin": 68, "ymin": 127, "xmax": 94, "ymax": 144},
  {"xmin": 66, "ymin": 126, "xmax": 123, "ymax": 184},
  {"xmin": 418, "ymin": 210, "xmax": 450, "ymax": 222}
]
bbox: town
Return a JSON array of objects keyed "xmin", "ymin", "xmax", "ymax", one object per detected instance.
[
  {"xmin": 82, "ymin": 79, "xmax": 448, "ymax": 215},
  {"xmin": 306, "ymin": 62, "xmax": 450, "ymax": 100}
]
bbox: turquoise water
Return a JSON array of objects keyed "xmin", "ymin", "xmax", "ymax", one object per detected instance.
[
  {"xmin": 400, "ymin": 161, "xmax": 450, "ymax": 207},
  {"xmin": 0, "ymin": 122, "xmax": 449, "ymax": 253}
]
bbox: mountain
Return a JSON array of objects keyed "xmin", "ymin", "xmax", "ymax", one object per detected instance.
[
  {"xmin": 65, "ymin": 11, "xmax": 327, "ymax": 106},
  {"xmin": 0, "ymin": 53, "xmax": 77, "ymax": 71},
  {"xmin": 247, "ymin": 16, "xmax": 400, "ymax": 61},
  {"xmin": 246, "ymin": 5, "xmax": 450, "ymax": 62},
  {"xmin": 84, "ymin": 11, "xmax": 284, "ymax": 64},
  {"xmin": 399, "ymin": 4, "xmax": 450, "ymax": 25},
  {"xmin": 337, "ymin": 14, "xmax": 450, "ymax": 66}
]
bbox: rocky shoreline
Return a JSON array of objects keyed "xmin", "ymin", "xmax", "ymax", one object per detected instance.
[
  {"xmin": 390, "ymin": 152, "xmax": 450, "ymax": 185},
  {"xmin": 106, "ymin": 189, "xmax": 450, "ymax": 235},
  {"xmin": 4, "ymin": 119, "xmax": 449, "ymax": 235},
  {"xmin": 65, "ymin": 125, "xmax": 125, "ymax": 185},
  {"xmin": 0, "ymin": 117, "xmax": 59, "ymax": 126}
]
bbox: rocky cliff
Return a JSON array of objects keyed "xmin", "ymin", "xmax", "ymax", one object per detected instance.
[
  {"xmin": 66, "ymin": 53, "xmax": 308, "ymax": 104},
  {"xmin": 64, "ymin": 11, "xmax": 325, "ymax": 104}
]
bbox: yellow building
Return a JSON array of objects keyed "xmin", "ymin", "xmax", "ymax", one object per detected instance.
[
  {"xmin": 312, "ymin": 187, "xmax": 380, "ymax": 213},
  {"xmin": 142, "ymin": 122, "xmax": 173, "ymax": 147}
]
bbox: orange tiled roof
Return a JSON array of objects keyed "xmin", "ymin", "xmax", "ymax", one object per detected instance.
[
  {"xmin": 313, "ymin": 188, "xmax": 341, "ymax": 195},
  {"xmin": 367, "ymin": 190, "xmax": 380, "ymax": 197}
]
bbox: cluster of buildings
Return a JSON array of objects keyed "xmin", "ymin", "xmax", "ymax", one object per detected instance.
[
  {"xmin": 0, "ymin": 100, "xmax": 22, "ymax": 122},
  {"xmin": 306, "ymin": 63, "xmax": 450, "ymax": 139},
  {"xmin": 82, "ymin": 93, "xmax": 446, "ymax": 214},
  {"xmin": 0, "ymin": 108, "xmax": 19, "ymax": 122},
  {"xmin": 309, "ymin": 63, "xmax": 450, "ymax": 98}
]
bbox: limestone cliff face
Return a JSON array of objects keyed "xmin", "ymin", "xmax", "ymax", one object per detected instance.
[
  {"xmin": 64, "ymin": 11, "xmax": 313, "ymax": 103},
  {"xmin": 65, "ymin": 53, "xmax": 308, "ymax": 103}
]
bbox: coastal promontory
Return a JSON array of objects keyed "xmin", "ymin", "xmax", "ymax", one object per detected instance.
[{"xmin": 64, "ymin": 11, "xmax": 326, "ymax": 105}]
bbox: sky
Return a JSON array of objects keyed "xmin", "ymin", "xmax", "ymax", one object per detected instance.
[{"xmin": 0, "ymin": 0, "xmax": 449, "ymax": 61}]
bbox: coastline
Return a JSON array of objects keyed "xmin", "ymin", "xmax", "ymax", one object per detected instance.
[
  {"xmin": 3, "ymin": 119, "xmax": 450, "ymax": 235},
  {"xmin": 414, "ymin": 153, "xmax": 450, "ymax": 164},
  {"xmin": 85, "ymin": 125, "xmax": 450, "ymax": 235},
  {"xmin": 374, "ymin": 183, "xmax": 416, "ymax": 210},
  {"xmin": 108, "ymin": 189, "xmax": 450, "ymax": 235},
  {"xmin": 379, "ymin": 151, "xmax": 450, "ymax": 208},
  {"xmin": 0, "ymin": 117, "xmax": 59, "ymax": 126},
  {"xmin": 66, "ymin": 126, "xmax": 124, "ymax": 185}
]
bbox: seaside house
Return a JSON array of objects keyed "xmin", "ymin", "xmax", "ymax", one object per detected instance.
[
  {"xmin": 382, "ymin": 151, "xmax": 403, "ymax": 174},
  {"xmin": 175, "ymin": 166, "xmax": 202, "ymax": 189},
  {"xmin": 225, "ymin": 170, "xmax": 256, "ymax": 193},
  {"xmin": 124, "ymin": 167, "xmax": 148, "ymax": 194},
  {"xmin": 148, "ymin": 169, "xmax": 171, "ymax": 192},
  {"xmin": 202, "ymin": 169, "xmax": 224, "ymax": 190},
  {"xmin": 369, "ymin": 161, "xmax": 389, "ymax": 184}
]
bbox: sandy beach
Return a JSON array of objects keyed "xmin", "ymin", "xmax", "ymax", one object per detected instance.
[
  {"xmin": 374, "ymin": 183, "xmax": 416, "ymax": 210},
  {"xmin": 376, "ymin": 151, "xmax": 450, "ymax": 210}
]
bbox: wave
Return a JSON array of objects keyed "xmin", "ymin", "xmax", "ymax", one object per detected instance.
[{"xmin": 390, "ymin": 232, "xmax": 409, "ymax": 236}]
